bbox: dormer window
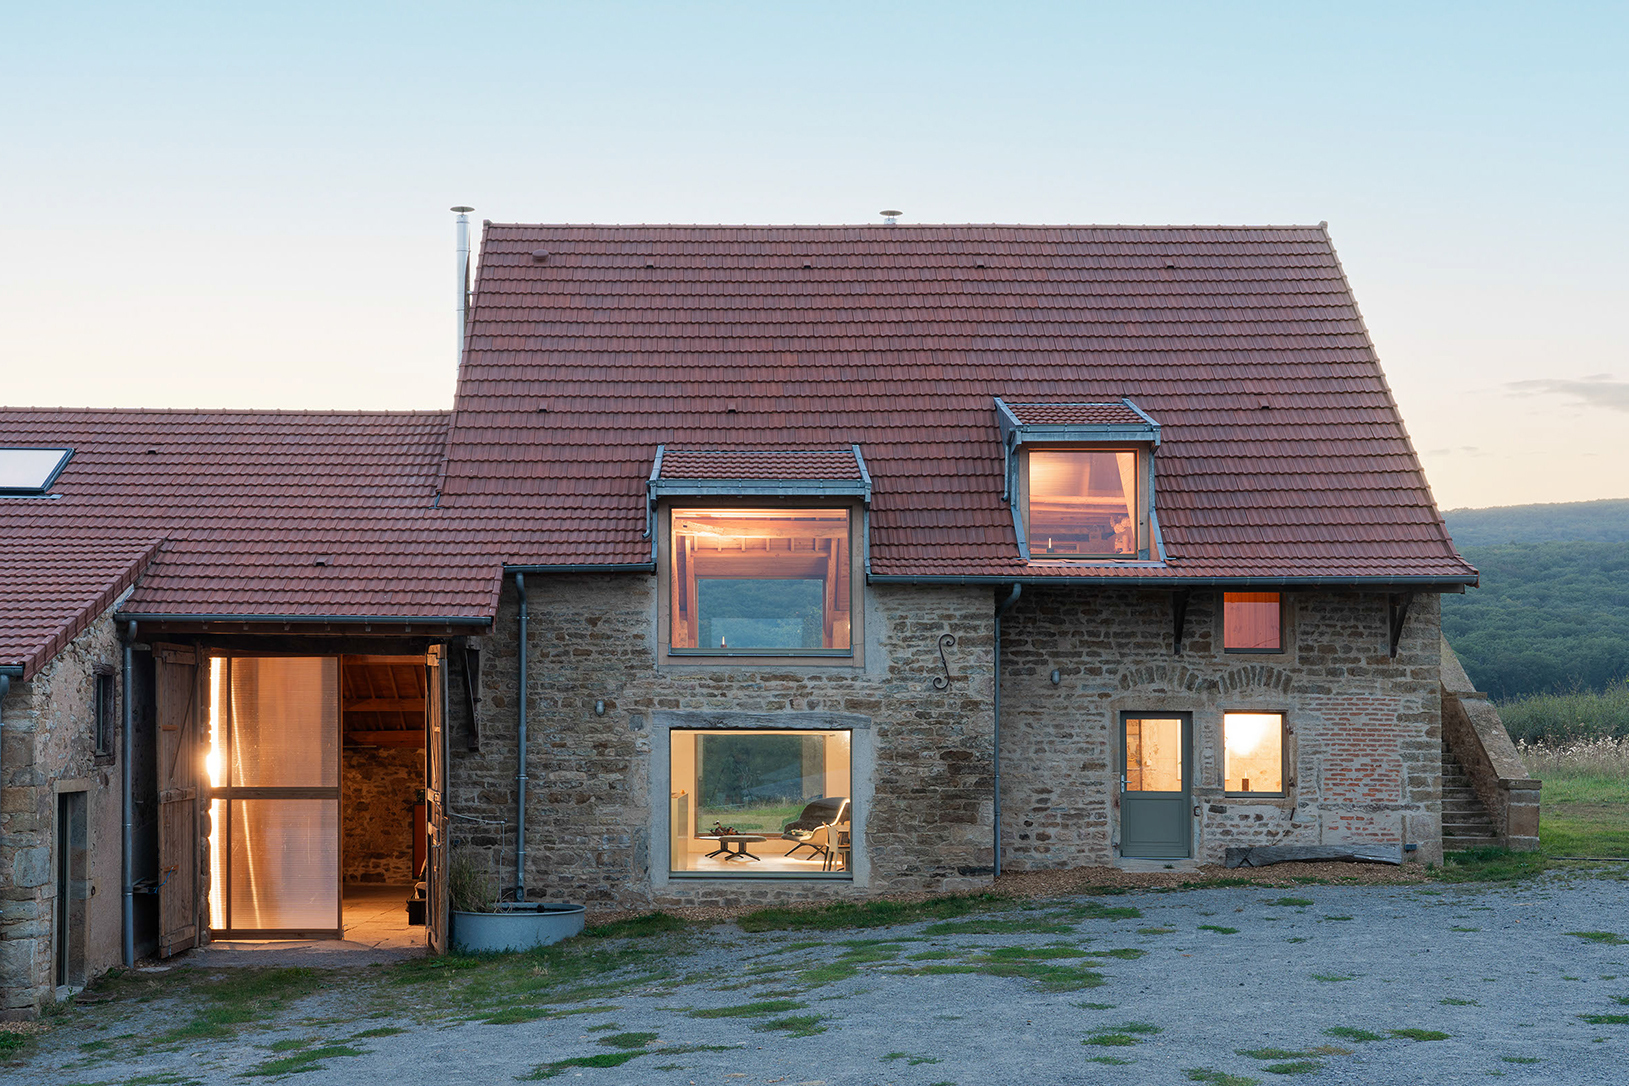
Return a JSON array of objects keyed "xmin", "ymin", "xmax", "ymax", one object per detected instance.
[
  {"xmin": 1024, "ymin": 449, "xmax": 1142, "ymax": 557},
  {"xmin": 996, "ymin": 399, "xmax": 1161, "ymax": 562}
]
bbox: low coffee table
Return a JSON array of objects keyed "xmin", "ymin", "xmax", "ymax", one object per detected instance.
[{"xmin": 700, "ymin": 834, "xmax": 767, "ymax": 861}]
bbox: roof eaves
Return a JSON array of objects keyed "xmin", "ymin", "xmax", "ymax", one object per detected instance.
[{"xmin": 16, "ymin": 538, "xmax": 163, "ymax": 680}]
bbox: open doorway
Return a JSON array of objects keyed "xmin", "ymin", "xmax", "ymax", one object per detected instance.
[
  {"xmin": 339, "ymin": 656, "xmax": 426, "ymax": 948},
  {"xmin": 202, "ymin": 653, "xmax": 426, "ymax": 947}
]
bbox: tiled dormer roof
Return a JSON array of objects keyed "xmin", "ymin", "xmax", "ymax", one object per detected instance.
[
  {"xmin": 440, "ymin": 223, "xmax": 1475, "ymax": 583},
  {"xmin": 1003, "ymin": 402, "xmax": 1149, "ymax": 427},
  {"xmin": 657, "ymin": 449, "xmax": 864, "ymax": 481}
]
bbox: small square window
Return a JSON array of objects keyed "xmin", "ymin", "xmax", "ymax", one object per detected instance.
[
  {"xmin": 94, "ymin": 672, "xmax": 116, "ymax": 759},
  {"xmin": 1224, "ymin": 592, "xmax": 1281, "ymax": 651},
  {"xmin": 1024, "ymin": 449, "xmax": 1143, "ymax": 558},
  {"xmin": 1223, "ymin": 712, "xmax": 1284, "ymax": 795}
]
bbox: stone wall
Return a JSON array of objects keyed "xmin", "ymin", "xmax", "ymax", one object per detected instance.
[
  {"xmin": 1000, "ymin": 587, "xmax": 1444, "ymax": 868},
  {"xmin": 1, "ymin": 606, "xmax": 126, "ymax": 1019},
  {"xmin": 341, "ymin": 746, "xmax": 423, "ymax": 884},
  {"xmin": 447, "ymin": 575, "xmax": 996, "ymax": 911}
]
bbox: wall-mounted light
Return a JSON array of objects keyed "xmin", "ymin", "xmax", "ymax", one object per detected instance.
[
  {"xmin": 595, "ymin": 700, "xmax": 606, "ymax": 716},
  {"xmin": 1050, "ymin": 669, "xmax": 1061, "ymax": 685}
]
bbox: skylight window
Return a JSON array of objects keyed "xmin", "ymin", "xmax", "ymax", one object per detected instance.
[{"xmin": 0, "ymin": 447, "xmax": 73, "ymax": 494}]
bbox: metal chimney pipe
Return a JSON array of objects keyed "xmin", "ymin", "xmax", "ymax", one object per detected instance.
[{"xmin": 452, "ymin": 206, "xmax": 474, "ymax": 366}]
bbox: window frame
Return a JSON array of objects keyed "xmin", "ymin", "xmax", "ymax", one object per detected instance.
[
  {"xmin": 1221, "ymin": 710, "xmax": 1289, "ymax": 798},
  {"xmin": 0, "ymin": 446, "xmax": 74, "ymax": 495},
  {"xmin": 656, "ymin": 500, "xmax": 866, "ymax": 667},
  {"xmin": 1018, "ymin": 444, "xmax": 1151, "ymax": 562},
  {"xmin": 1221, "ymin": 591, "xmax": 1288, "ymax": 654},
  {"xmin": 93, "ymin": 668, "xmax": 116, "ymax": 762}
]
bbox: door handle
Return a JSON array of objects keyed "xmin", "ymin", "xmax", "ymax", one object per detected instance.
[{"xmin": 1119, "ymin": 775, "xmax": 1128, "ymax": 791}]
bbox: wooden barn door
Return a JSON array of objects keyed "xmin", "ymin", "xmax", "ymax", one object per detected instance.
[
  {"xmin": 424, "ymin": 645, "xmax": 450, "ymax": 954},
  {"xmin": 154, "ymin": 644, "xmax": 201, "ymax": 956}
]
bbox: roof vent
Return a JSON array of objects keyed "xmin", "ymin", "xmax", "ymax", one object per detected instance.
[
  {"xmin": 531, "ymin": 249, "xmax": 549, "ymax": 262},
  {"xmin": 880, "ymin": 210, "xmax": 902, "ymax": 225},
  {"xmin": 314, "ymin": 555, "xmax": 333, "ymax": 567},
  {"xmin": 725, "ymin": 401, "xmax": 739, "ymax": 414},
  {"xmin": 645, "ymin": 259, "xmax": 655, "ymax": 268}
]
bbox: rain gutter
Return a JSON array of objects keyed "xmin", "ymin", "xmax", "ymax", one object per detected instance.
[
  {"xmin": 502, "ymin": 564, "xmax": 656, "ymax": 575},
  {"xmin": 992, "ymin": 585, "xmax": 1022, "ymax": 879},
  {"xmin": 514, "ymin": 572, "xmax": 529, "ymax": 902},
  {"xmin": 115, "ymin": 612, "xmax": 492, "ymax": 626},
  {"xmin": 121, "ymin": 620, "xmax": 136, "ymax": 967},
  {"xmin": 867, "ymin": 574, "xmax": 1477, "ymax": 590}
]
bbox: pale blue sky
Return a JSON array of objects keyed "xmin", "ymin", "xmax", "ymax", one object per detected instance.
[{"xmin": 3, "ymin": 1, "xmax": 1625, "ymax": 508}]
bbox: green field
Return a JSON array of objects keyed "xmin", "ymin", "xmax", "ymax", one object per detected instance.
[{"xmin": 1522, "ymin": 738, "xmax": 1629, "ymax": 858}]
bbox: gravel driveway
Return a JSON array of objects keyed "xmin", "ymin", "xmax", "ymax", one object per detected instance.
[{"xmin": 16, "ymin": 871, "xmax": 1629, "ymax": 1085}]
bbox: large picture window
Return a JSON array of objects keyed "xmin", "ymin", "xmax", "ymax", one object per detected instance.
[
  {"xmin": 670, "ymin": 508, "xmax": 851, "ymax": 654},
  {"xmin": 669, "ymin": 729, "xmax": 853, "ymax": 877},
  {"xmin": 1223, "ymin": 712, "xmax": 1285, "ymax": 795},
  {"xmin": 1024, "ymin": 449, "xmax": 1141, "ymax": 557}
]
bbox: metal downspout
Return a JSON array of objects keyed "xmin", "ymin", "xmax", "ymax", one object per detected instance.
[
  {"xmin": 514, "ymin": 573, "xmax": 528, "ymax": 902},
  {"xmin": 122, "ymin": 620, "xmax": 137, "ymax": 967},
  {"xmin": 993, "ymin": 584, "xmax": 1022, "ymax": 878}
]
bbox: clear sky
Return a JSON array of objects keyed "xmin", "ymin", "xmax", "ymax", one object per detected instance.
[{"xmin": 3, "ymin": 1, "xmax": 1624, "ymax": 511}]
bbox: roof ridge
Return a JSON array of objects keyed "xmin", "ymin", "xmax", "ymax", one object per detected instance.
[
  {"xmin": 0, "ymin": 407, "xmax": 454, "ymax": 418},
  {"xmin": 483, "ymin": 222, "xmax": 1330, "ymax": 231}
]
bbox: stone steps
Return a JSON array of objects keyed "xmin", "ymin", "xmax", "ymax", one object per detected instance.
[{"xmin": 1441, "ymin": 745, "xmax": 1499, "ymax": 851}]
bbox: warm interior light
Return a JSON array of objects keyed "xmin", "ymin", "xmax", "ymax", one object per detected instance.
[
  {"xmin": 1224, "ymin": 713, "xmax": 1284, "ymax": 793},
  {"xmin": 207, "ymin": 658, "xmax": 226, "ymax": 930}
]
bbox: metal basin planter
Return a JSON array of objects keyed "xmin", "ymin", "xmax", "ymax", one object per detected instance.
[{"xmin": 451, "ymin": 902, "xmax": 586, "ymax": 953}]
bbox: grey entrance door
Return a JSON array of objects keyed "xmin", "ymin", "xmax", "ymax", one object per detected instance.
[{"xmin": 1120, "ymin": 713, "xmax": 1192, "ymax": 858}]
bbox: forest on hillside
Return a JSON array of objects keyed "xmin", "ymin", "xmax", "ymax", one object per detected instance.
[{"xmin": 1441, "ymin": 501, "xmax": 1629, "ymax": 701}]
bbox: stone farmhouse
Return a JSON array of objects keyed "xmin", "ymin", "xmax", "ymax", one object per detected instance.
[{"xmin": 0, "ymin": 219, "xmax": 1537, "ymax": 1017}]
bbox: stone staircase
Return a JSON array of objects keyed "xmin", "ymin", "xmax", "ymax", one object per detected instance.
[{"xmin": 1441, "ymin": 742, "xmax": 1500, "ymax": 852}]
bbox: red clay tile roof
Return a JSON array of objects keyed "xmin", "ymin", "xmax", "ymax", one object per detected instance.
[
  {"xmin": 658, "ymin": 449, "xmax": 863, "ymax": 480},
  {"xmin": 0, "ymin": 410, "xmax": 499, "ymax": 677},
  {"xmin": 441, "ymin": 223, "xmax": 1474, "ymax": 582},
  {"xmin": 1004, "ymin": 402, "xmax": 1149, "ymax": 426}
]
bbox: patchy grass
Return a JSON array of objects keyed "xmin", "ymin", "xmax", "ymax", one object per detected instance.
[
  {"xmin": 977, "ymin": 944, "xmax": 1090, "ymax": 961},
  {"xmin": 798, "ymin": 962, "xmax": 861, "ymax": 985},
  {"xmin": 736, "ymin": 892, "xmax": 1015, "ymax": 932},
  {"xmin": 521, "ymin": 1052, "xmax": 645, "ymax": 1079},
  {"xmin": 352, "ymin": 1026, "xmax": 406, "ymax": 1038},
  {"xmin": 1137, "ymin": 926, "xmax": 1177, "ymax": 935},
  {"xmin": 1083, "ymin": 1021, "xmax": 1162, "ymax": 1047},
  {"xmin": 597, "ymin": 1031, "xmax": 658, "ymax": 1049},
  {"xmin": 1450, "ymin": 926, "xmax": 1480, "ymax": 932},
  {"xmin": 1083, "ymin": 1033, "xmax": 1141, "ymax": 1047},
  {"xmin": 1569, "ymin": 931, "xmax": 1629, "ymax": 945},
  {"xmin": 1578, "ymin": 1014, "xmax": 1629, "ymax": 1025},
  {"xmin": 1325, "ymin": 1027, "xmax": 1386, "ymax": 1042},
  {"xmin": 1501, "ymin": 1056, "xmax": 1542, "ymax": 1064},
  {"xmin": 753, "ymin": 1014, "xmax": 828, "ymax": 1037},
  {"xmin": 1186, "ymin": 1070, "xmax": 1261, "ymax": 1086},
  {"xmin": 1390, "ymin": 1028, "xmax": 1451, "ymax": 1041},
  {"xmin": 1199, "ymin": 924, "xmax": 1239, "ymax": 934},
  {"xmin": 974, "ymin": 961, "xmax": 1106, "ymax": 991},
  {"xmin": 1434, "ymin": 847, "xmax": 1553, "ymax": 882},
  {"xmin": 1270, "ymin": 897, "xmax": 1314, "ymax": 907},
  {"xmin": 157, "ymin": 967, "xmax": 329, "ymax": 1043},
  {"xmin": 242, "ymin": 1043, "xmax": 365, "ymax": 1077},
  {"xmin": 582, "ymin": 912, "xmax": 689, "ymax": 939},
  {"xmin": 1238, "ymin": 1047, "xmax": 1315, "ymax": 1059},
  {"xmin": 1054, "ymin": 902, "xmax": 1143, "ymax": 921},
  {"xmin": 690, "ymin": 999, "xmax": 805, "ymax": 1019},
  {"xmin": 1321, "ymin": 915, "xmax": 1354, "ymax": 922},
  {"xmin": 1074, "ymin": 1001, "xmax": 1116, "ymax": 1010},
  {"xmin": 906, "ymin": 950, "xmax": 961, "ymax": 961},
  {"xmin": 879, "ymin": 1051, "xmax": 941, "ymax": 1065},
  {"xmin": 1261, "ymin": 1060, "xmax": 1323, "ymax": 1074},
  {"xmin": 921, "ymin": 918, "xmax": 1073, "ymax": 936}
]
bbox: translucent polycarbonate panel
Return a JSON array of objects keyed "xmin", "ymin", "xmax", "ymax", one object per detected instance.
[
  {"xmin": 1224, "ymin": 713, "xmax": 1285, "ymax": 794},
  {"xmin": 1224, "ymin": 592, "xmax": 1282, "ymax": 651},
  {"xmin": 229, "ymin": 799, "xmax": 339, "ymax": 930},
  {"xmin": 1027, "ymin": 450, "xmax": 1139, "ymax": 557},
  {"xmin": 228, "ymin": 657, "xmax": 338, "ymax": 787},
  {"xmin": 0, "ymin": 447, "xmax": 72, "ymax": 492},
  {"xmin": 1125, "ymin": 717, "xmax": 1184, "ymax": 792},
  {"xmin": 207, "ymin": 799, "xmax": 226, "ymax": 931}
]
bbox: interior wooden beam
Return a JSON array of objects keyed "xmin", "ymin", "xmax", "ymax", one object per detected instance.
[
  {"xmin": 344, "ymin": 697, "xmax": 426, "ymax": 713},
  {"xmin": 346, "ymin": 729, "xmax": 426, "ymax": 747}
]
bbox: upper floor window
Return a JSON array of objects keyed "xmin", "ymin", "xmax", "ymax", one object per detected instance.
[
  {"xmin": 1223, "ymin": 592, "xmax": 1282, "ymax": 652},
  {"xmin": 94, "ymin": 670, "xmax": 116, "ymax": 759},
  {"xmin": 1024, "ymin": 449, "xmax": 1142, "ymax": 558},
  {"xmin": 0, "ymin": 446, "xmax": 73, "ymax": 495},
  {"xmin": 670, "ymin": 508, "xmax": 852, "ymax": 654}
]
